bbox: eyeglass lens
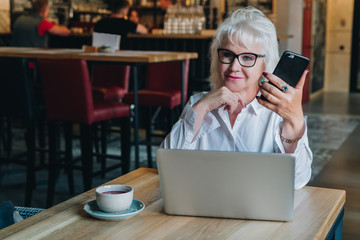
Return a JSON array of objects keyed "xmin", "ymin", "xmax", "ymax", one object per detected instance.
[{"xmin": 218, "ymin": 50, "xmax": 257, "ymax": 67}]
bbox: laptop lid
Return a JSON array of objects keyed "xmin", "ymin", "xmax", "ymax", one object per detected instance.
[
  {"xmin": 156, "ymin": 149, "xmax": 295, "ymax": 221},
  {"xmin": 92, "ymin": 32, "xmax": 121, "ymax": 53}
]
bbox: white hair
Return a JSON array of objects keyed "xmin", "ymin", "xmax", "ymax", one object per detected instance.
[{"xmin": 209, "ymin": 6, "xmax": 279, "ymax": 90}]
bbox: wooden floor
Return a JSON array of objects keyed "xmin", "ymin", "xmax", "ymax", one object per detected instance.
[{"xmin": 304, "ymin": 92, "xmax": 360, "ymax": 240}]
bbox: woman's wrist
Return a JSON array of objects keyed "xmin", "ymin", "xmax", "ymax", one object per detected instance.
[
  {"xmin": 280, "ymin": 130, "xmax": 302, "ymax": 143},
  {"xmin": 281, "ymin": 117, "xmax": 305, "ymax": 142},
  {"xmin": 192, "ymin": 100, "xmax": 210, "ymax": 116}
]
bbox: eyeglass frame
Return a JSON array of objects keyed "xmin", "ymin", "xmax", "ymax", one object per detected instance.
[{"xmin": 217, "ymin": 48, "xmax": 265, "ymax": 67}]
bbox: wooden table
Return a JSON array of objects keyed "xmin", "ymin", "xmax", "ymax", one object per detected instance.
[
  {"xmin": 0, "ymin": 47, "xmax": 198, "ymax": 168},
  {"xmin": 0, "ymin": 168, "xmax": 345, "ymax": 239}
]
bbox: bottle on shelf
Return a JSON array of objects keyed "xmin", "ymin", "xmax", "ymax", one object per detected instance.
[{"xmin": 163, "ymin": 4, "xmax": 205, "ymax": 34}]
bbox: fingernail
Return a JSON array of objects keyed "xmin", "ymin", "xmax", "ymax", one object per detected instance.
[{"xmin": 262, "ymin": 72, "xmax": 268, "ymax": 76}]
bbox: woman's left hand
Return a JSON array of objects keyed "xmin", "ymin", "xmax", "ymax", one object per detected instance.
[{"xmin": 257, "ymin": 70, "xmax": 309, "ymax": 151}]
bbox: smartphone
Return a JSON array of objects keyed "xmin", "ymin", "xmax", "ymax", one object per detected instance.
[{"xmin": 260, "ymin": 50, "xmax": 309, "ymax": 102}]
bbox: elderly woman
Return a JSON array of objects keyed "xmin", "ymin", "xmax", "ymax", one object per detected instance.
[{"xmin": 161, "ymin": 7, "xmax": 312, "ymax": 190}]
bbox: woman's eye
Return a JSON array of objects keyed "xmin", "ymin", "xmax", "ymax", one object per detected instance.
[
  {"xmin": 241, "ymin": 55, "xmax": 256, "ymax": 61},
  {"xmin": 223, "ymin": 52, "xmax": 234, "ymax": 58}
]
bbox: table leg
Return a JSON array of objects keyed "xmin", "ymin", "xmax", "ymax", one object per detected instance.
[
  {"xmin": 132, "ymin": 66, "xmax": 140, "ymax": 168},
  {"xmin": 334, "ymin": 218, "xmax": 343, "ymax": 240},
  {"xmin": 325, "ymin": 207, "xmax": 344, "ymax": 240}
]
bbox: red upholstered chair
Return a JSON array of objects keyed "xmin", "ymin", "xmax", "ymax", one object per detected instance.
[
  {"xmin": 90, "ymin": 64, "xmax": 130, "ymax": 165},
  {"xmin": 91, "ymin": 64, "xmax": 130, "ymax": 101},
  {"xmin": 124, "ymin": 60, "xmax": 190, "ymax": 167},
  {"xmin": 38, "ymin": 59, "xmax": 131, "ymax": 207}
]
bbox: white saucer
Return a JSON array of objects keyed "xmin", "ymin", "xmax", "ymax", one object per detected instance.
[{"xmin": 84, "ymin": 199, "xmax": 145, "ymax": 220}]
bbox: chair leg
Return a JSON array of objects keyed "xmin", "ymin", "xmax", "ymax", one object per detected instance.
[
  {"xmin": 37, "ymin": 119, "xmax": 46, "ymax": 166},
  {"xmin": 121, "ymin": 117, "xmax": 131, "ymax": 173},
  {"xmin": 0, "ymin": 116, "xmax": 11, "ymax": 161},
  {"xmin": 1, "ymin": 117, "xmax": 13, "ymax": 159},
  {"xmin": 100, "ymin": 122, "xmax": 108, "ymax": 178},
  {"xmin": 46, "ymin": 121, "xmax": 57, "ymax": 208},
  {"xmin": 64, "ymin": 123, "xmax": 74, "ymax": 195},
  {"xmin": 80, "ymin": 124, "xmax": 93, "ymax": 191},
  {"xmin": 24, "ymin": 120, "xmax": 36, "ymax": 207},
  {"xmin": 167, "ymin": 107, "xmax": 174, "ymax": 134},
  {"xmin": 0, "ymin": 117, "xmax": 4, "ymax": 158},
  {"xmin": 6, "ymin": 117, "xmax": 12, "ymax": 159},
  {"xmin": 146, "ymin": 107, "xmax": 153, "ymax": 168},
  {"xmin": 93, "ymin": 124, "xmax": 101, "ymax": 164}
]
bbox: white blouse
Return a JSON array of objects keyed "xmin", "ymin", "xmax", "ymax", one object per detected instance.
[{"xmin": 161, "ymin": 92, "xmax": 313, "ymax": 190}]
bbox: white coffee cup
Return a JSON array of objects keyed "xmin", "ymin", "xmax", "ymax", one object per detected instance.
[{"xmin": 96, "ymin": 184, "xmax": 133, "ymax": 213}]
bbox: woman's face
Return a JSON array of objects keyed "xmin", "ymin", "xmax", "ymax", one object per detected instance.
[{"xmin": 218, "ymin": 37, "xmax": 265, "ymax": 97}]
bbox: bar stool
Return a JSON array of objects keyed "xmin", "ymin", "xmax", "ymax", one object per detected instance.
[
  {"xmin": 91, "ymin": 64, "xmax": 130, "ymax": 101},
  {"xmin": 38, "ymin": 59, "xmax": 131, "ymax": 207},
  {"xmin": 91, "ymin": 64, "xmax": 131, "ymax": 168},
  {"xmin": 0, "ymin": 57, "xmax": 46, "ymax": 206},
  {"xmin": 124, "ymin": 60, "xmax": 190, "ymax": 167}
]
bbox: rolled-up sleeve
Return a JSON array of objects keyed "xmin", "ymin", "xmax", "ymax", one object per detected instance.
[{"xmin": 275, "ymin": 117, "xmax": 313, "ymax": 190}]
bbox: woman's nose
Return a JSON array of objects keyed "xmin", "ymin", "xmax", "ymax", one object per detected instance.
[{"xmin": 229, "ymin": 58, "xmax": 242, "ymax": 71}]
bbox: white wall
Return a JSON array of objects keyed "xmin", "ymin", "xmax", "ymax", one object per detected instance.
[
  {"xmin": 277, "ymin": 0, "xmax": 304, "ymax": 54},
  {"xmin": 276, "ymin": 0, "xmax": 288, "ymax": 52},
  {"xmin": 286, "ymin": 0, "xmax": 304, "ymax": 53}
]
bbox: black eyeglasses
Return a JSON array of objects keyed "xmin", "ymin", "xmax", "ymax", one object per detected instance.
[{"xmin": 217, "ymin": 48, "xmax": 265, "ymax": 67}]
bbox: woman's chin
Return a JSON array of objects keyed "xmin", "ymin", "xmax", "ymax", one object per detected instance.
[
  {"xmin": 224, "ymin": 82, "xmax": 245, "ymax": 93},
  {"xmin": 224, "ymin": 82, "xmax": 259, "ymax": 98}
]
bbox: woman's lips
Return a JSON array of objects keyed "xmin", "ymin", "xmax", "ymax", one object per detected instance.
[{"xmin": 226, "ymin": 75, "xmax": 244, "ymax": 81}]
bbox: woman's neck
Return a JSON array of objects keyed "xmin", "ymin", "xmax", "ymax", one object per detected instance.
[{"xmin": 228, "ymin": 103, "xmax": 243, "ymax": 128}]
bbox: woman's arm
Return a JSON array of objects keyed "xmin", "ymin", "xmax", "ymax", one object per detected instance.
[
  {"xmin": 273, "ymin": 117, "xmax": 313, "ymax": 189},
  {"xmin": 257, "ymin": 70, "xmax": 309, "ymax": 153},
  {"xmin": 258, "ymin": 70, "xmax": 312, "ymax": 189}
]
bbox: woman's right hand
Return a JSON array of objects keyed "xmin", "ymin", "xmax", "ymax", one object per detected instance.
[
  {"xmin": 193, "ymin": 86, "xmax": 245, "ymax": 116},
  {"xmin": 191, "ymin": 87, "xmax": 244, "ymax": 139}
]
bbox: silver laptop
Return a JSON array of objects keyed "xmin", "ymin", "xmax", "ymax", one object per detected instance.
[{"xmin": 156, "ymin": 149, "xmax": 295, "ymax": 221}]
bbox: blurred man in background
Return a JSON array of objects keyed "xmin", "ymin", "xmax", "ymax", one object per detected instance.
[
  {"xmin": 94, "ymin": 0, "xmax": 147, "ymax": 48},
  {"xmin": 12, "ymin": 0, "xmax": 71, "ymax": 48}
]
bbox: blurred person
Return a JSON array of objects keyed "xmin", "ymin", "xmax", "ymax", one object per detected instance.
[
  {"xmin": 94, "ymin": 0, "xmax": 147, "ymax": 48},
  {"xmin": 12, "ymin": 0, "xmax": 71, "ymax": 48},
  {"xmin": 128, "ymin": 9, "xmax": 140, "ymax": 24}
]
